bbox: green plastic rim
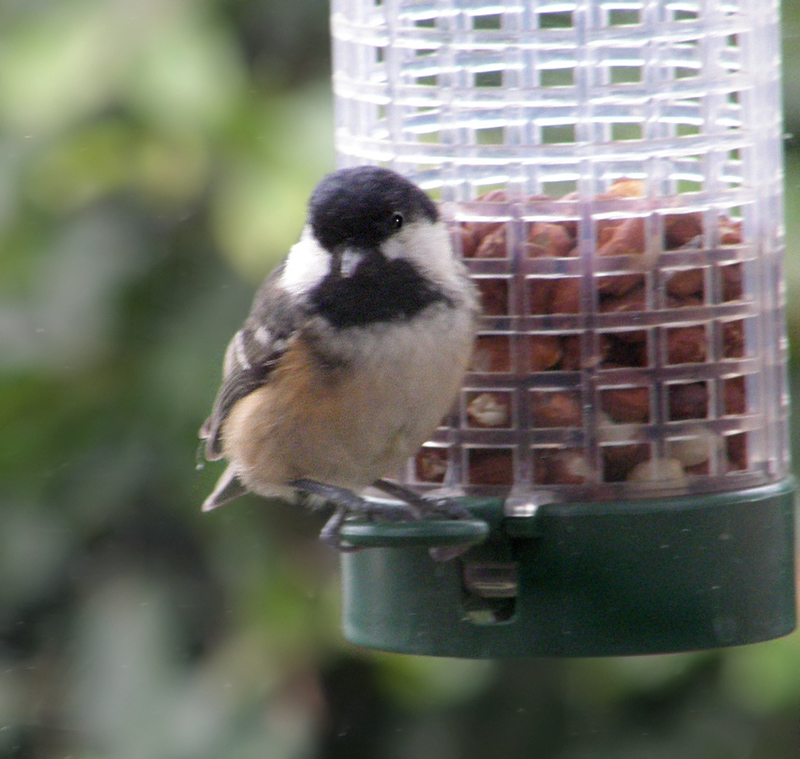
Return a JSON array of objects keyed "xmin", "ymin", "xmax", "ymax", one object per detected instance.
[
  {"xmin": 339, "ymin": 518, "xmax": 490, "ymax": 548},
  {"xmin": 341, "ymin": 479, "xmax": 797, "ymax": 657}
]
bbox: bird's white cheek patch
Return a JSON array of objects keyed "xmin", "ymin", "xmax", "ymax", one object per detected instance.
[
  {"xmin": 280, "ymin": 228, "xmax": 332, "ymax": 297},
  {"xmin": 382, "ymin": 220, "xmax": 459, "ymax": 290},
  {"xmin": 380, "ymin": 236, "xmax": 404, "ymax": 261}
]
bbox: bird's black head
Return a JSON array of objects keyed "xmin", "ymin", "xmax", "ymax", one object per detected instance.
[{"xmin": 308, "ymin": 166, "xmax": 438, "ymax": 252}]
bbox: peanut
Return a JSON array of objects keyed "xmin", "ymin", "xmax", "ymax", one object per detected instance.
[
  {"xmin": 601, "ymin": 386, "xmax": 650, "ymax": 423},
  {"xmin": 529, "ymin": 335, "xmax": 563, "ymax": 371},
  {"xmin": 468, "ymin": 448, "xmax": 514, "ymax": 486},
  {"xmin": 530, "ymin": 391, "xmax": 582, "ymax": 427},
  {"xmin": 467, "ymin": 392, "xmax": 511, "ymax": 428}
]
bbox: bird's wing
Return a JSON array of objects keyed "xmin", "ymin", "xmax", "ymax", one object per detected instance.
[{"xmin": 200, "ymin": 266, "xmax": 304, "ymax": 461}]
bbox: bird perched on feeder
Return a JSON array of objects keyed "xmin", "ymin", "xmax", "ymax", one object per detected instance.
[{"xmin": 200, "ymin": 165, "xmax": 479, "ymax": 549}]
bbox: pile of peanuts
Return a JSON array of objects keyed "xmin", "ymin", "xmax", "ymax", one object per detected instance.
[{"xmin": 414, "ymin": 180, "xmax": 749, "ymax": 490}]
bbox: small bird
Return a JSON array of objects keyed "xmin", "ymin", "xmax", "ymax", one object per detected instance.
[{"xmin": 200, "ymin": 166, "xmax": 479, "ymax": 549}]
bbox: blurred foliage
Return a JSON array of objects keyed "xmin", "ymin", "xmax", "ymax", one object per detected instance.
[{"xmin": 0, "ymin": 1, "xmax": 798, "ymax": 758}]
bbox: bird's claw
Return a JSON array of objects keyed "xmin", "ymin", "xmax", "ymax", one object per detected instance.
[
  {"xmin": 371, "ymin": 479, "xmax": 473, "ymax": 521},
  {"xmin": 422, "ymin": 497, "xmax": 474, "ymax": 521}
]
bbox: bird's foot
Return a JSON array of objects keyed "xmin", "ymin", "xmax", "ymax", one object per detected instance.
[
  {"xmin": 371, "ymin": 479, "xmax": 480, "ymax": 561},
  {"xmin": 372, "ymin": 479, "xmax": 473, "ymax": 520},
  {"xmin": 291, "ymin": 478, "xmax": 422, "ymax": 552}
]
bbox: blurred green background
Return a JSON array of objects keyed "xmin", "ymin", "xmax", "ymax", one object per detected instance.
[{"xmin": 1, "ymin": 2, "xmax": 799, "ymax": 757}]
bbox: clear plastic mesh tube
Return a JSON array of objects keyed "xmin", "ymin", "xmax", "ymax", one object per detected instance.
[{"xmin": 331, "ymin": 0, "xmax": 790, "ymax": 508}]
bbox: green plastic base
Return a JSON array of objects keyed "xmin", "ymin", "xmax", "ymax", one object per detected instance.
[{"xmin": 341, "ymin": 480, "xmax": 797, "ymax": 658}]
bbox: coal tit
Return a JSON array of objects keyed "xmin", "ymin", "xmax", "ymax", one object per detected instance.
[{"xmin": 200, "ymin": 166, "xmax": 479, "ymax": 549}]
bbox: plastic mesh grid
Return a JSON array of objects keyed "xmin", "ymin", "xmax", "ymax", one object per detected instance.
[{"xmin": 331, "ymin": 0, "xmax": 790, "ymax": 506}]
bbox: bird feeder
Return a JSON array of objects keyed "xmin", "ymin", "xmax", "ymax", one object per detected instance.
[{"xmin": 330, "ymin": 0, "xmax": 796, "ymax": 656}]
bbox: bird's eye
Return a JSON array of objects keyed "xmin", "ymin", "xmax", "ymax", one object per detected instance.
[{"xmin": 391, "ymin": 213, "xmax": 404, "ymax": 230}]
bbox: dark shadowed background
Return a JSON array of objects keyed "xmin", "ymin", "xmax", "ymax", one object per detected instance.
[{"xmin": 1, "ymin": 2, "xmax": 799, "ymax": 757}]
